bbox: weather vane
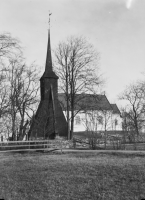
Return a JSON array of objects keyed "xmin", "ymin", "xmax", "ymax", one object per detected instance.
[{"xmin": 49, "ymin": 11, "xmax": 52, "ymax": 28}]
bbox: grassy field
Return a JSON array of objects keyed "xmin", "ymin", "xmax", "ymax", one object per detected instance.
[{"xmin": 0, "ymin": 151, "xmax": 145, "ymax": 200}]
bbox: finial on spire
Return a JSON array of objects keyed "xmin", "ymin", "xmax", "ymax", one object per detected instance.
[{"xmin": 49, "ymin": 11, "xmax": 52, "ymax": 29}]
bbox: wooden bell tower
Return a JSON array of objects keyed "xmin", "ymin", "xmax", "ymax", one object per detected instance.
[{"xmin": 28, "ymin": 16, "xmax": 67, "ymax": 140}]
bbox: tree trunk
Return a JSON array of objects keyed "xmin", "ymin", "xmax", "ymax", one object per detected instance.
[
  {"xmin": 11, "ymin": 112, "xmax": 16, "ymax": 141},
  {"xmin": 70, "ymin": 109, "xmax": 74, "ymax": 139},
  {"xmin": 66, "ymin": 85, "xmax": 70, "ymax": 139},
  {"xmin": 66, "ymin": 92, "xmax": 70, "ymax": 139},
  {"xmin": 104, "ymin": 131, "xmax": 107, "ymax": 150},
  {"xmin": 104, "ymin": 114, "xmax": 107, "ymax": 150},
  {"xmin": 67, "ymin": 111, "xmax": 70, "ymax": 140}
]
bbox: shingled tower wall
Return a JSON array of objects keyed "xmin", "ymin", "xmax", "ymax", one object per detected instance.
[{"xmin": 28, "ymin": 29, "xmax": 67, "ymax": 140}]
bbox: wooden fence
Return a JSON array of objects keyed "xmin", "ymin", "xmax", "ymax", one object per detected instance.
[
  {"xmin": 123, "ymin": 143, "xmax": 145, "ymax": 151},
  {"xmin": 0, "ymin": 139, "xmax": 65, "ymax": 153},
  {"xmin": 73, "ymin": 136, "xmax": 145, "ymax": 150},
  {"xmin": 0, "ymin": 137, "xmax": 145, "ymax": 152}
]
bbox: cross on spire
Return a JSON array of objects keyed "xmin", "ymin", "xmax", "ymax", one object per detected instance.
[{"xmin": 49, "ymin": 11, "xmax": 52, "ymax": 29}]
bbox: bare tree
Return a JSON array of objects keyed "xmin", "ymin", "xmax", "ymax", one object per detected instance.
[
  {"xmin": 0, "ymin": 33, "xmax": 21, "ymax": 65},
  {"xmin": 0, "ymin": 33, "xmax": 22, "ymax": 119},
  {"xmin": 100, "ymin": 110, "xmax": 112, "ymax": 149},
  {"xmin": 83, "ymin": 102, "xmax": 112, "ymax": 149},
  {"xmin": 0, "ymin": 75, "xmax": 9, "ymax": 118},
  {"xmin": 0, "ymin": 32, "xmax": 39, "ymax": 141},
  {"xmin": 82, "ymin": 109, "xmax": 103, "ymax": 149},
  {"xmin": 55, "ymin": 36, "xmax": 103, "ymax": 139},
  {"xmin": 1, "ymin": 57, "xmax": 39, "ymax": 140},
  {"xmin": 119, "ymin": 81, "xmax": 145, "ymax": 143}
]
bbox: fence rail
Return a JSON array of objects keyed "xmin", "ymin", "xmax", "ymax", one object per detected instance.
[
  {"xmin": 0, "ymin": 139, "xmax": 64, "ymax": 152},
  {"xmin": 73, "ymin": 136, "xmax": 145, "ymax": 150},
  {"xmin": 1, "ymin": 137, "xmax": 145, "ymax": 152}
]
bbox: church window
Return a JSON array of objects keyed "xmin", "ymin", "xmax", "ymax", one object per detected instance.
[
  {"xmin": 115, "ymin": 119, "xmax": 118, "ymax": 126},
  {"xmin": 98, "ymin": 115, "xmax": 103, "ymax": 125},
  {"xmin": 75, "ymin": 116, "xmax": 81, "ymax": 125}
]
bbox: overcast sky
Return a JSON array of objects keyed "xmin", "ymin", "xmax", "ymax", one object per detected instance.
[{"xmin": 0, "ymin": 0, "xmax": 145, "ymax": 106}]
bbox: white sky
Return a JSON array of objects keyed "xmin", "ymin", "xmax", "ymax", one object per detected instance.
[{"xmin": 0, "ymin": 0, "xmax": 145, "ymax": 107}]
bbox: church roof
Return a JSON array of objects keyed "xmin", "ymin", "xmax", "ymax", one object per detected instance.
[
  {"xmin": 41, "ymin": 29, "xmax": 58, "ymax": 79},
  {"xmin": 110, "ymin": 104, "xmax": 121, "ymax": 115},
  {"xmin": 58, "ymin": 93, "xmax": 113, "ymax": 111}
]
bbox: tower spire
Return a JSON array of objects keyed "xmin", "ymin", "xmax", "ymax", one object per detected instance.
[
  {"xmin": 45, "ymin": 27, "xmax": 52, "ymax": 71},
  {"xmin": 42, "ymin": 12, "xmax": 58, "ymax": 79},
  {"xmin": 45, "ymin": 12, "xmax": 52, "ymax": 72}
]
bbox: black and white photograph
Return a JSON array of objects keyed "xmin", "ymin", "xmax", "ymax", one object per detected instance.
[{"xmin": 0, "ymin": 0, "xmax": 145, "ymax": 199}]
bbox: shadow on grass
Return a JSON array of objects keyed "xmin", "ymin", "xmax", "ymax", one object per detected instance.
[
  {"xmin": 97, "ymin": 151, "xmax": 145, "ymax": 158},
  {"xmin": 59, "ymin": 150, "xmax": 145, "ymax": 159}
]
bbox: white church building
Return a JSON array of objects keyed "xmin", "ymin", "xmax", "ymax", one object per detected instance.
[{"xmin": 58, "ymin": 93, "xmax": 122, "ymax": 133}]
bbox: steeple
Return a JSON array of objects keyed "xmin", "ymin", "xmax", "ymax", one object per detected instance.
[
  {"xmin": 41, "ymin": 14, "xmax": 58, "ymax": 79},
  {"xmin": 45, "ymin": 29, "xmax": 52, "ymax": 72},
  {"xmin": 28, "ymin": 14, "xmax": 68, "ymax": 140}
]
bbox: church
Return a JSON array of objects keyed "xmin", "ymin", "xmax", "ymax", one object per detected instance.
[
  {"xmin": 58, "ymin": 93, "xmax": 122, "ymax": 133},
  {"xmin": 28, "ymin": 25, "xmax": 122, "ymax": 140}
]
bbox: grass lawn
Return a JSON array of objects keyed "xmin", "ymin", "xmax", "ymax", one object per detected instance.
[{"xmin": 0, "ymin": 151, "xmax": 145, "ymax": 200}]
